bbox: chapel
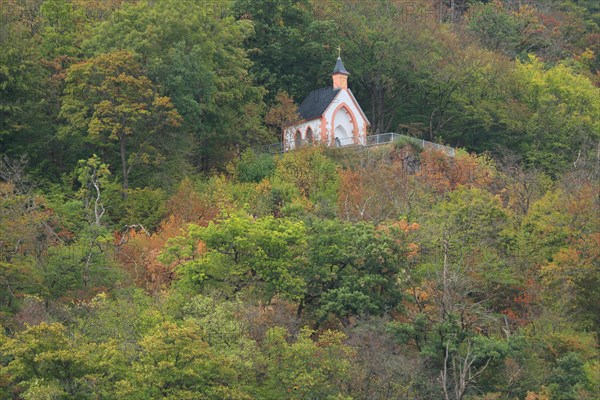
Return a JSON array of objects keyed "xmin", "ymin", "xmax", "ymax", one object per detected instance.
[{"xmin": 283, "ymin": 57, "xmax": 370, "ymax": 150}]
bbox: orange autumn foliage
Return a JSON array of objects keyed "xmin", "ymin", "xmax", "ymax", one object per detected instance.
[
  {"xmin": 117, "ymin": 179, "xmax": 218, "ymax": 292},
  {"xmin": 338, "ymin": 160, "xmax": 413, "ymax": 222},
  {"xmin": 501, "ymin": 279, "xmax": 540, "ymax": 327},
  {"xmin": 417, "ymin": 150, "xmax": 495, "ymax": 193},
  {"xmin": 165, "ymin": 178, "xmax": 219, "ymax": 225},
  {"xmin": 338, "ymin": 148, "xmax": 496, "ymax": 223},
  {"xmin": 117, "ymin": 216, "xmax": 184, "ymax": 292}
]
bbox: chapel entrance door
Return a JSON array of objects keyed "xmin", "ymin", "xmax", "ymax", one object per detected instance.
[{"xmin": 334, "ymin": 124, "xmax": 350, "ymax": 147}]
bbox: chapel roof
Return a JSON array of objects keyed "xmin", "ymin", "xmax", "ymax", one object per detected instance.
[
  {"xmin": 332, "ymin": 57, "xmax": 349, "ymax": 75},
  {"xmin": 297, "ymin": 87, "xmax": 340, "ymax": 120}
]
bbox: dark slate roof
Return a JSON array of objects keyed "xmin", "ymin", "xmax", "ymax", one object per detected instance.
[
  {"xmin": 332, "ymin": 57, "xmax": 349, "ymax": 75},
  {"xmin": 297, "ymin": 87, "xmax": 340, "ymax": 120}
]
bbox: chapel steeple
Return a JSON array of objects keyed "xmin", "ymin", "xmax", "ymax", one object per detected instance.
[{"xmin": 332, "ymin": 56, "xmax": 349, "ymax": 90}]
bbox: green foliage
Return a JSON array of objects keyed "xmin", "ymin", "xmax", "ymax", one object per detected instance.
[
  {"xmin": 0, "ymin": 322, "xmax": 125, "ymax": 399},
  {"xmin": 1, "ymin": 1, "xmax": 599, "ymax": 398},
  {"xmin": 304, "ymin": 219, "xmax": 408, "ymax": 324},
  {"xmin": 431, "ymin": 187, "xmax": 509, "ymax": 248},
  {"xmin": 274, "ymin": 146, "xmax": 340, "ymax": 213},
  {"xmin": 512, "ymin": 56, "xmax": 600, "ymax": 175},
  {"xmin": 38, "ymin": 0, "xmax": 82, "ymax": 59},
  {"xmin": 122, "ymin": 187, "xmax": 167, "ymax": 231},
  {"xmin": 0, "ymin": 7, "xmax": 53, "ymax": 173},
  {"xmin": 167, "ymin": 212, "xmax": 307, "ymax": 301},
  {"xmin": 74, "ymin": 290, "xmax": 160, "ymax": 346},
  {"xmin": 0, "ymin": 262, "xmax": 43, "ymax": 316},
  {"xmin": 392, "ymin": 136, "xmax": 423, "ymax": 153},
  {"xmin": 548, "ymin": 352, "xmax": 589, "ymax": 400},
  {"xmin": 166, "ymin": 213, "xmax": 410, "ymax": 325},
  {"xmin": 121, "ymin": 321, "xmax": 247, "ymax": 399},
  {"xmin": 258, "ymin": 327, "xmax": 352, "ymax": 399},
  {"xmin": 0, "ymin": 180, "xmax": 47, "ymax": 315},
  {"xmin": 467, "ymin": 2, "xmax": 526, "ymax": 57},
  {"xmin": 235, "ymin": 149, "xmax": 276, "ymax": 183},
  {"xmin": 232, "ymin": 0, "xmax": 338, "ymax": 103},
  {"xmin": 86, "ymin": 0, "xmax": 268, "ymax": 168},
  {"xmin": 60, "ymin": 51, "xmax": 183, "ymax": 190}
]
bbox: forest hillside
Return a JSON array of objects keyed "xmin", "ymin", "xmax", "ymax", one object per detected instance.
[{"xmin": 1, "ymin": 1, "xmax": 599, "ymax": 399}]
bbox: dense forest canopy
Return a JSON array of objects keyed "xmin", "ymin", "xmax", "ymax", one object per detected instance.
[{"xmin": 0, "ymin": 0, "xmax": 599, "ymax": 399}]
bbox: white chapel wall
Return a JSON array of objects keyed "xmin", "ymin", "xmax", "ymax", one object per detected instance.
[{"xmin": 284, "ymin": 118, "xmax": 322, "ymax": 150}]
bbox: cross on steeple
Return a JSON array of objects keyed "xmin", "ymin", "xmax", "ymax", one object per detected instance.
[{"xmin": 337, "ymin": 46, "xmax": 342, "ymax": 58}]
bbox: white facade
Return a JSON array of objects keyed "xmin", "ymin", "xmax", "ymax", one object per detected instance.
[{"xmin": 322, "ymin": 89, "xmax": 368, "ymax": 146}]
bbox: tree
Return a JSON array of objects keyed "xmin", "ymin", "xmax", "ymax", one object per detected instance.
[
  {"xmin": 39, "ymin": 155, "xmax": 121, "ymax": 299},
  {"xmin": 302, "ymin": 218, "xmax": 413, "ymax": 326},
  {"xmin": 321, "ymin": 0, "xmax": 431, "ymax": 134},
  {"xmin": 75, "ymin": 155, "xmax": 110, "ymax": 227},
  {"xmin": 162, "ymin": 212, "xmax": 307, "ymax": 302},
  {"xmin": 337, "ymin": 153, "xmax": 412, "ymax": 223},
  {"xmin": 273, "ymin": 146, "xmax": 339, "ymax": 206},
  {"xmin": 232, "ymin": 0, "xmax": 338, "ymax": 103},
  {"xmin": 233, "ymin": 149, "xmax": 277, "ymax": 184},
  {"xmin": 258, "ymin": 327, "xmax": 352, "ymax": 399},
  {"xmin": 0, "ymin": 322, "xmax": 125, "ymax": 399},
  {"xmin": 0, "ymin": 157, "xmax": 49, "ymax": 314},
  {"xmin": 60, "ymin": 50, "xmax": 182, "ymax": 192},
  {"xmin": 0, "ymin": 1, "xmax": 52, "ymax": 168},
  {"xmin": 511, "ymin": 56, "xmax": 600, "ymax": 176},
  {"xmin": 86, "ymin": 0, "xmax": 268, "ymax": 170},
  {"xmin": 264, "ymin": 91, "xmax": 299, "ymax": 139},
  {"xmin": 119, "ymin": 321, "xmax": 249, "ymax": 400},
  {"xmin": 439, "ymin": 336, "xmax": 507, "ymax": 400}
]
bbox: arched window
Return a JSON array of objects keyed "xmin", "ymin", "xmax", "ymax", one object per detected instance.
[
  {"xmin": 294, "ymin": 130, "xmax": 302, "ymax": 148},
  {"xmin": 306, "ymin": 127, "xmax": 314, "ymax": 144}
]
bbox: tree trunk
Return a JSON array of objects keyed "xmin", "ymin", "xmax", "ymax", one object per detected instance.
[
  {"xmin": 119, "ymin": 135, "xmax": 128, "ymax": 197},
  {"xmin": 296, "ymin": 300, "xmax": 304, "ymax": 318},
  {"xmin": 442, "ymin": 233, "xmax": 450, "ymax": 320},
  {"xmin": 370, "ymin": 89, "xmax": 378, "ymax": 134}
]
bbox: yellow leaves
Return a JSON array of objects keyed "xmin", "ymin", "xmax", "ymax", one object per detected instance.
[
  {"xmin": 540, "ymin": 232, "xmax": 599, "ymax": 316},
  {"xmin": 516, "ymin": 54, "xmax": 600, "ymax": 118},
  {"xmin": 577, "ymin": 48, "xmax": 595, "ymax": 64},
  {"xmin": 0, "ymin": 182, "xmax": 52, "ymax": 264},
  {"xmin": 274, "ymin": 146, "xmax": 339, "ymax": 200},
  {"xmin": 153, "ymin": 96, "xmax": 183, "ymax": 127},
  {"xmin": 255, "ymin": 178, "xmax": 272, "ymax": 195},
  {"xmin": 87, "ymin": 292, "xmax": 109, "ymax": 309},
  {"xmin": 406, "ymin": 285, "xmax": 430, "ymax": 303},
  {"xmin": 62, "ymin": 50, "xmax": 183, "ymax": 188},
  {"xmin": 525, "ymin": 387, "xmax": 551, "ymax": 400},
  {"xmin": 541, "ymin": 246, "xmax": 579, "ymax": 287}
]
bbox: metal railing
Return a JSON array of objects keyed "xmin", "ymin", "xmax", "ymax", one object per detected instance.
[
  {"xmin": 257, "ymin": 142, "xmax": 285, "ymax": 154},
  {"xmin": 254, "ymin": 132, "xmax": 455, "ymax": 157}
]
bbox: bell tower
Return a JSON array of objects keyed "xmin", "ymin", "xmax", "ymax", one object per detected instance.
[{"xmin": 332, "ymin": 56, "xmax": 349, "ymax": 90}]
